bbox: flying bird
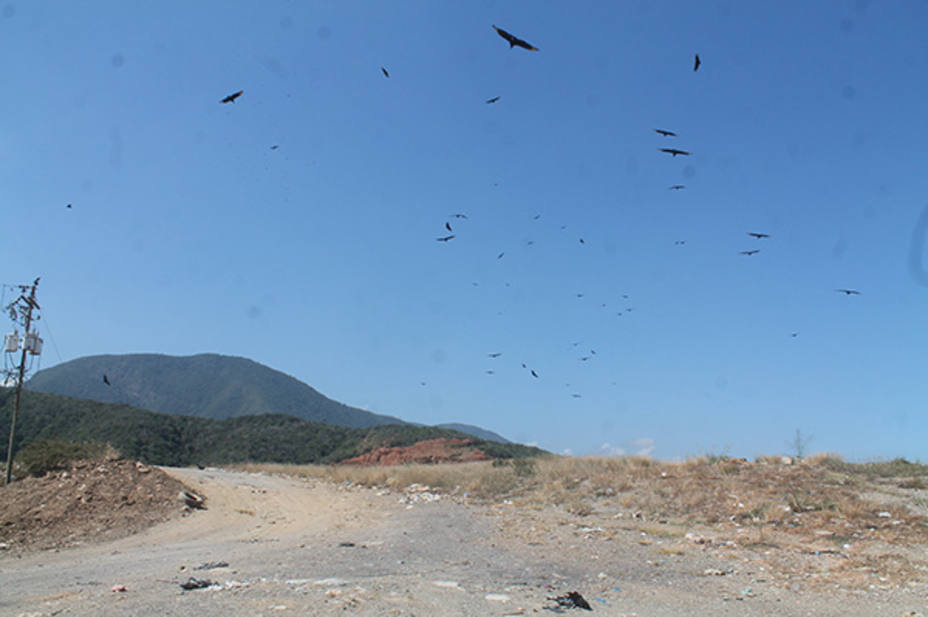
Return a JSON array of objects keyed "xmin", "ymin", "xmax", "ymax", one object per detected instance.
[
  {"xmin": 694, "ymin": 54, "xmax": 701, "ymax": 72},
  {"xmin": 492, "ymin": 25, "xmax": 538, "ymax": 51},
  {"xmin": 270, "ymin": 145, "xmax": 279, "ymax": 150},
  {"xmin": 66, "ymin": 203, "xmax": 72, "ymax": 209},
  {"xmin": 533, "ymin": 214, "xmax": 541, "ymax": 220},
  {"xmin": 445, "ymin": 222, "xmax": 452, "ymax": 232},
  {"xmin": 436, "ymin": 234, "xmax": 455, "ymax": 242},
  {"xmin": 220, "ymin": 90, "xmax": 243, "ymax": 104},
  {"xmin": 835, "ymin": 288, "xmax": 861, "ymax": 295},
  {"xmin": 497, "ymin": 252, "xmax": 505, "ymax": 259},
  {"xmin": 485, "ymin": 96, "xmax": 500, "ymax": 104},
  {"xmin": 485, "ymin": 370, "xmax": 495, "ymax": 375},
  {"xmin": 381, "ymin": 66, "xmax": 389, "ymax": 78},
  {"xmin": 674, "ymin": 240, "xmax": 686, "ymax": 245},
  {"xmin": 739, "ymin": 249, "xmax": 760, "ymax": 256},
  {"xmin": 451, "ymin": 213, "xmax": 468, "ymax": 219},
  {"xmin": 747, "ymin": 232, "xmax": 770, "ymax": 239},
  {"xmin": 791, "ymin": 332, "xmax": 799, "ymax": 337},
  {"xmin": 571, "ymin": 393, "xmax": 582, "ymax": 398},
  {"xmin": 654, "ymin": 128, "xmax": 677, "ymax": 137},
  {"xmin": 103, "ymin": 374, "xmax": 111, "ymax": 386},
  {"xmin": 530, "ymin": 369, "xmax": 539, "ymax": 378},
  {"xmin": 488, "ymin": 352, "xmax": 502, "ymax": 358},
  {"xmin": 660, "ymin": 148, "xmax": 691, "ymax": 157},
  {"xmin": 579, "ymin": 238, "xmax": 585, "ymax": 244},
  {"xmin": 669, "ymin": 185, "xmax": 686, "ymax": 190}
]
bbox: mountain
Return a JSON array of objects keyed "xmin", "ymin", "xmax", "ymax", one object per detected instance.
[
  {"xmin": 0, "ymin": 389, "xmax": 545, "ymax": 467},
  {"xmin": 26, "ymin": 353, "xmax": 406, "ymax": 428},
  {"xmin": 26, "ymin": 354, "xmax": 509, "ymax": 441}
]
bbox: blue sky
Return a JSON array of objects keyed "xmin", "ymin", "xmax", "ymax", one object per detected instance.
[{"xmin": 2, "ymin": 1, "xmax": 927, "ymax": 461}]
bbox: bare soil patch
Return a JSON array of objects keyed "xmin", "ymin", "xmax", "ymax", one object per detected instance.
[
  {"xmin": 0, "ymin": 457, "xmax": 190, "ymax": 553},
  {"xmin": 339, "ymin": 437, "xmax": 490, "ymax": 465}
]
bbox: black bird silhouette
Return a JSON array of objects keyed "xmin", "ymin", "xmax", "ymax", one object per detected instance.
[
  {"xmin": 66, "ymin": 203, "xmax": 72, "ymax": 208},
  {"xmin": 485, "ymin": 370, "xmax": 495, "ymax": 375},
  {"xmin": 740, "ymin": 249, "xmax": 760, "ymax": 256},
  {"xmin": 530, "ymin": 369, "xmax": 539, "ymax": 378},
  {"xmin": 654, "ymin": 128, "xmax": 677, "ymax": 137},
  {"xmin": 660, "ymin": 148, "xmax": 691, "ymax": 157},
  {"xmin": 450, "ymin": 213, "xmax": 468, "ymax": 219},
  {"xmin": 492, "ymin": 25, "xmax": 538, "ymax": 51},
  {"xmin": 381, "ymin": 66, "xmax": 389, "ymax": 78},
  {"xmin": 571, "ymin": 394, "xmax": 582, "ymax": 398},
  {"xmin": 220, "ymin": 90, "xmax": 243, "ymax": 104},
  {"xmin": 694, "ymin": 54, "xmax": 701, "ymax": 72},
  {"xmin": 445, "ymin": 222, "xmax": 452, "ymax": 232},
  {"xmin": 747, "ymin": 232, "xmax": 770, "ymax": 239},
  {"xmin": 270, "ymin": 145, "xmax": 279, "ymax": 150},
  {"xmin": 669, "ymin": 185, "xmax": 686, "ymax": 190},
  {"xmin": 436, "ymin": 234, "xmax": 455, "ymax": 242},
  {"xmin": 103, "ymin": 374, "xmax": 111, "ymax": 386},
  {"xmin": 485, "ymin": 96, "xmax": 500, "ymax": 104},
  {"xmin": 488, "ymin": 352, "xmax": 502, "ymax": 358},
  {"xmin": 835, "ymin": 288, "xmax": 861, "ymax": 295},
  {"xmin": 497, "ymin": 252, "xmax": 505, "ymax": 259},
  {"xmin": 791, "ymin": 332, "xmax": 799, "ymax": 337},
  {"xmin": 579, "ymin": 238, "xmax": 585, "ymax": 244},
  {"xmin": 533, "ymin": 214, "xmax": 541, "ymax": 220},
  {"xmin": 674, "ymin": 240, "xmax": 686, "ymax": 245}
]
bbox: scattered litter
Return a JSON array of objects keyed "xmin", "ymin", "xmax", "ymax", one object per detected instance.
[
  {"xmin": 111, "ymin": 584, "xmax": 127, "ymax": 592},
  {"xmin": 432, "ymin": 580, "xmax": 463, "ymax": 590},
  {"xmin": 551, "ymin": 591, "xmax": 592, "ymax": 611},
  {"xmin": 180, "ymin": 577, "xmax": 214, "ymax": 590},
  {"xmin": 877, "ymin": 511, "xmax": 892, "ymax": 518},
  {"xmin": 703, "ymin": 568, "xmax": 730, "ymax": 576},
  {"xmin": 195, "ymin": 561, "xmax": 229, "ymax": 570},
  {"xmin": 401, "ymin": 484, "xmax": 442, "ymax": 504},
  {"xmin": 486, "ymin": 593, "xmax": 511, "ymax": 602},
  {"xmin": 0, "ymin": 542, "xmax": 7, "ymax": 550},
  {"xmin": 338, "ymin": 542, "xmax": 356, "ymax": 547},
  {"xmin": 311, "ymin": 578, "xmax": 348, "ymax": 586},
  {"xmin": 180, "ymin": 491, "xmax": 206, "ymax": 510}
]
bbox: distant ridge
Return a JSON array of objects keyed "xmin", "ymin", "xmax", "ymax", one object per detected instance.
[
  {"xmin": 0, "ymin": 389, "xmax": 543, "ymax": 467},
  {"xmin": 26, "ymin": 353, "xmax": 510, "ymax": 441}
]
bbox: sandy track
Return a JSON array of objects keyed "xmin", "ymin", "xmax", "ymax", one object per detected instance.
[{"xmin": 1, "ymin": 467, "xmax": 925, "ymax": 617}]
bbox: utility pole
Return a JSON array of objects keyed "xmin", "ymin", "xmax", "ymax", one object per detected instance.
[{"xmin": 4, "ymin": 278, "xmax": 41, "ymax": 485}]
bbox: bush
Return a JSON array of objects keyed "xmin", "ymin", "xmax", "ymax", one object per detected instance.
[{"xmin": 15, "ymin": 439, "xmax": 112, "ymax": 476}]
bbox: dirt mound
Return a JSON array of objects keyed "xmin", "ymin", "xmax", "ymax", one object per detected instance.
[
  {"xmin": 0, "ymin": 458, "xmax": 190, "ymax": 553},
  {"xmin": 340, "ymin": 437, "xmax": 491, "ymax": 465}
]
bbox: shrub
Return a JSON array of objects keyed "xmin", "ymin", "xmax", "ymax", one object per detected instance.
[{"xmin": 16, "ymin": 439, "xmax": 112, "ymax": 476}]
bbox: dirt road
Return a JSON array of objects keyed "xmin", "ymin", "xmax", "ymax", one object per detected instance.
[{"xmin": 2, "ymin": 467, "xmax": 924, "ymax": 616}]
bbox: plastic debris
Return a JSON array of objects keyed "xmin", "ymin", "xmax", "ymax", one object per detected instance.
[
  {"xmin": 552, "ymin": 591, "xmax": 592, "ymax": 610},
  {"xmin": 195, "ymin": 561, "xmax": 229, "ymax": 570},
  {"xmin": 111, "ymin": 584, "xmax": 127, "ymax": 592},
  {"xmin": 180, "ymin": 577, "xmax": 214, "ymax": 590}
]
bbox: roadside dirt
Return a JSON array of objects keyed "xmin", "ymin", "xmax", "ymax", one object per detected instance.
[
  {"xmin": 2, "ymin": 465, "xmax": 927, "ymax": 617},
  {"xmin": 0, "ymin": 458, "xmax": 188, "ymax": 553}
]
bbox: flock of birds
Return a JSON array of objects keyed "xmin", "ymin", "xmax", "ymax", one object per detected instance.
[{"xmin": 70, "ymin": 24, "xmax": 861, "ymax": 400}]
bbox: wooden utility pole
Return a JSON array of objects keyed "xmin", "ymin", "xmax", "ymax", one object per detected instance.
[{"xmin": 5, "ymin": 279, "xmax": 39, "ymax": 485}]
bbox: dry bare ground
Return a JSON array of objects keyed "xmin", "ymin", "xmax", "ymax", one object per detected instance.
[{"xmin": 2, "ymin": 456, "xmax": 928, "ymax": 616}]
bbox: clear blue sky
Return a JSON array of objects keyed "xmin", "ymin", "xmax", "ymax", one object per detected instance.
[{"xmin": 3, "ymin": 1, "xmax": 927, "ymax": 461}]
